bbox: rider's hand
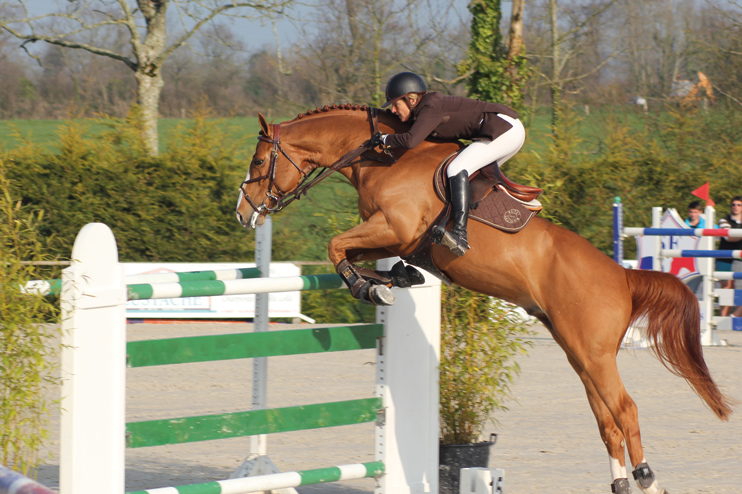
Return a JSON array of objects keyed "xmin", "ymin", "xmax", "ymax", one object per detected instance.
[{"xmin": 369, "ymin": 132, "xmax": 387, "ymax": 149}]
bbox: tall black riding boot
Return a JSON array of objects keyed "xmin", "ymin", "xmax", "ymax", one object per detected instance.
[{"xmin": 433, "ymin": 170, "xmax": 470, "ymax": 256}]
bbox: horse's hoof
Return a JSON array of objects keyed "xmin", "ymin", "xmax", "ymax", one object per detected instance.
[
  {"xmin": 368, "ymin": 285, "xmax": 396, "ymax": 306},
  {"xmin": 390, "ymin": 261, "xmax": 412, "ymax": 288},
  {"xmin": 610, "ymin": 478, "xmax": 631, "ymax": 494},
  {"xmin": 389, "ymin": 261, "xmax": 426, "ymax": 288},
  {"xmin": 405, "ymin": 265, "xmax": 425, "ymax": 285}
]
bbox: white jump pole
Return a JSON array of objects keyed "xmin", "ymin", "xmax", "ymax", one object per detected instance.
[{"xmin": 60, "ymin": 223, "xmax": 127, "ymax": 494}]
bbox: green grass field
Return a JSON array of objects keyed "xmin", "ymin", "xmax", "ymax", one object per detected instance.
[
  {"xmin": 0, "ymin": 118, "xmax": 269, "ymax": 154},
  {"xmin": 0, "ymin": 106, "xmax": 654, "ymax": 155}
]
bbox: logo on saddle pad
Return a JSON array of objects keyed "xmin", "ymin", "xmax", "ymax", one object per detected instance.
[{"xmin": 503, "ymin": 209, "xmax": 522, "ymax": 224}]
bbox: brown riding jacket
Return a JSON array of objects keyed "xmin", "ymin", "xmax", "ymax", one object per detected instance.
[{"xmin": 384, "ymin": 92, "xmax": 519, "ymax": 149}]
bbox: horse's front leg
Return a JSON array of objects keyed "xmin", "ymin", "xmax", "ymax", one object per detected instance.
[{"xmin": 329, "ymin": 211, "xmax": 424, "ymax": 306}]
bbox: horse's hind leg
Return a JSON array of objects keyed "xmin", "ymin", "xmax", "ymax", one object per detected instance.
[
  {"xmin": 543, "ymin": 315, "xmax": 667, "ymax": 494},
  {"xmin": 539, "ymin": 317, "xmax": 631, "ymax": 493},
  {"xmin": 578, "ymin": 353, "xmax": 668, "ymax": 494},
  {"xmin": 562, "ymin": 352, "xmax": 632, "ymax": 494}
]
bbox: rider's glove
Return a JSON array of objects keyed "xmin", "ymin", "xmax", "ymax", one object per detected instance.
[{"xmin": 369, "ymin": 132, "xmax": 387, "ymax": 149}]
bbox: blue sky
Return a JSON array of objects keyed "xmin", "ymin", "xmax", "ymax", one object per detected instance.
[
  {"xmin": 15, "ymin": 0, "xmax": 299, "ymax": 52},
  {"xmin": 12, "ymin": 0, "xmax": 502, "ymax": 53}
]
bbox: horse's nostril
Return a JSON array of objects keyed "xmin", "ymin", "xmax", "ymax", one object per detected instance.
[{"xmin": 236, "ymin": 211, "xmax": 244, "ymax": 225}]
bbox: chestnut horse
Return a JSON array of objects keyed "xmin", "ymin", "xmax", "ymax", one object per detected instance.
[{"xmin": 236, "ymin": 105, "xmax": 732, "ymax": 494}]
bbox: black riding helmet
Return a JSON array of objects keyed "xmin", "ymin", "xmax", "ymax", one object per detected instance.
[{"xmin": 382, "ymin": 72, "xmax": 427, "ymax": 107}]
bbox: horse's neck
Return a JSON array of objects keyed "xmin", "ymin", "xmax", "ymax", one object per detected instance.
[
  {"xmin": 286, "ymin": 113, "xmax": 372, "ymax": 167},
  {"xmin": 285, "ymin": 111, "xmax": 457, "ymax": 189}
]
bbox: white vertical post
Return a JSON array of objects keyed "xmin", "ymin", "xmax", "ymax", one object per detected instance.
[
  {"xmin": 651, "ymin": 207, "xmax": 662, "ymax": 271},
  {"xmin": 459, "ymin": 468, "xmax": 504, "ymax": 494},
  {"xmin": 375, "ymin": 258, "xmax": 441, "ymax": 494},
  {"xmin": 60, "ymin": 223, "xmax": 127, "ymax": 494},
  {"xmin": 251, "ymin": 215, "xmax": 272, "ymax": 456},
  {"xmin": 700, "ymin": 206, "xmax": 722, "ymax": 346}
]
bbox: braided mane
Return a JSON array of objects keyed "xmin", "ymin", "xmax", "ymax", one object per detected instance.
[{"xmin": 292, "ymin": 104, "xmax": 372, "ymax": 121}]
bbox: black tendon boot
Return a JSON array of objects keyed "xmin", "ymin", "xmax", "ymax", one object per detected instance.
[
  {"xmin": 610, "ymin": 478, "xmax": 631, "ymax": 494},
  {"xmin": 433, "ymin": 170, "xmax": 470, "ymax": 256},
  {"xmin": 336, "ymin": 259, "xmax": 396, "ymax": 306}
]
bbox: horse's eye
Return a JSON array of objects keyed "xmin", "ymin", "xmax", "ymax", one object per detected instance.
[{"xmin": 253, "ymin": 159, "xmax": 264, "ymax": 167}]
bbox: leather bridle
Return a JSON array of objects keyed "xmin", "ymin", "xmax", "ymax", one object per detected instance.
[
  {"xmin": 240, "ymin": 123, "xmax": 307, "ymax": 214},
  {"xmin": 239, "ymin": 108, "xmax": 392, "ymax": 223}
]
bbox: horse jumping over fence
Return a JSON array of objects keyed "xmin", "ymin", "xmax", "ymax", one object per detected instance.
[{"xmin": 235, "ymin": 105, "xmax": 733, "ymax": 494}]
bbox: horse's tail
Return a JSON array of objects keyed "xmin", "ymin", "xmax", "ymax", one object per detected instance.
[{"xmin": 626, "ymin": 269, "xmax": 734, "ymax": 420}]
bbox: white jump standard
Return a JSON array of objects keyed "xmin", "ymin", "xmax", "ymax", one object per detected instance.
[{"xmin": 59, "ymin": 222, "xmax": 441, "ymax": 494}]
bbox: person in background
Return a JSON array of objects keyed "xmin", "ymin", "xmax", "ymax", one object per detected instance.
[
  {"xmin": 685, "ymin": 200, "xmax": 706, "ymax": 228},
  {"xmin": 717, "ymin": 196, "xmax": 742, "ymax": 317}
]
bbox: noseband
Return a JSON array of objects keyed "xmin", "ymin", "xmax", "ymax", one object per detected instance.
[{"xmin": 239, "ymin": 108, "xmax": 390, "ymax": 218}]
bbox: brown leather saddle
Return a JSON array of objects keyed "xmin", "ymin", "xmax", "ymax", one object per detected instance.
[
  {"xmin": 434, "ymin": 151, "xmax": 543, "ymax": 232},
  {"xmin": 402, "ymin": 151, "xmax": 544, "ymax": 283}
]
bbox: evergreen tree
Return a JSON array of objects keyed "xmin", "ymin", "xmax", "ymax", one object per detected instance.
[{"xmin": 459, "ymin": 0, "xmax": 531, "ymax": 113}]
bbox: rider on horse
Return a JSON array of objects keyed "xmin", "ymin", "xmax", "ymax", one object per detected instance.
[{"xmin": 371, "ymin": 72, "xmax": 526, "ymax": 256}]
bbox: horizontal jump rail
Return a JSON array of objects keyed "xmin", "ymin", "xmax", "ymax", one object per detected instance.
[
  {"xmin": 624, "ymin": 227, "xmax": 742, "ymax": 237},
  {"xmin": 19, "ymin": 265, "xmax": 285, "ymax": 296},
  {"xmin": 125, "ymin": 397, "xmax": 382, "ymax": 448},
  {"xmin": 127, "ymin": 267, "xmax": 261, "ymax": 284},
  {"xmin": 128, "ymin": 274, "xmax": 344, "ymax": 300},
  {"xmin": 714, "ymin": 289, "xmax": 742, "ymax": 307},
  {"xmin": 660, "ymin": 249, "xmax": 742, "ymax": 259},
  {"xmin": 127, "ymin": 324, "xmax": 383, "ymax": 367},
  {"xmin": 126, "ymin": 461, "xmax": 385, "ymax": 494},
  {"xmin": 713, "ymin": 316, "xmax": 742, "ymax": 331},
  {"xmin": 20, "ymin": 279, "xmax": 61, "ymax": 297},
  {"xmin": 21, "ymin": 266, "xmax": 260, "ymax": 297},
  {"xmin": 713, "ymin": 272, "xmax": 742, "ymax": 280},
  {"xmin": 0, "ymin": 465, "xmax": 55, "ymax": 494}
]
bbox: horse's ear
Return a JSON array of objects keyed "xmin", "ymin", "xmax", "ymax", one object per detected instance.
[{"xmin": 258, "ymin": 113, "xmax": 271, "ymax": 137}]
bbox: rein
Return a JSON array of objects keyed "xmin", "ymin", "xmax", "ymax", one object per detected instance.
[{"xmin": 240, "ymin": 108, "xmax": 388, "ymax": 215}]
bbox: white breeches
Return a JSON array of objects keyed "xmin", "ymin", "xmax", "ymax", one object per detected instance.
[{"xmin": 446, "ymin": 114, "xmax": 526, "ymax": 177}]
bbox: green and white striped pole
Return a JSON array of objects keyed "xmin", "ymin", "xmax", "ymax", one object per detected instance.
[
  {"xmin": 126, "ymin": 267, "xmax": 261, "ymax": 284},
  {"xmin": 22, "ymin": 266, "xmax": 263, "ymax": 297},
  {"xmin": 127, "ymin": 462, "xmax": 384, "ymax": 494},
  {"xmin": 20, "ymin": 278, "xmax": 62, "ymax": 296},
  {"xmin": 126, "ymin": 273, "xmax": 345, "ymax": 301}
]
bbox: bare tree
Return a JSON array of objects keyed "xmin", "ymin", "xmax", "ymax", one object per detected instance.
[
  {"xmin": 605, "ymin": 0, "xmax": 702, "ymax": 103},
  {"xmin": 680, "ymin": 1, "xmax": 742, "ymax": 108},
  {"xmin": 288, "ymin": 0, "xmax": 467, "ymax": 107},
  {"xmin": 1, "ymin": 0, "xmax": 289, "ymax": 155},
  {"xmin": 525, "ymin": 0, "xmax": 619, "ymax": 129}
]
